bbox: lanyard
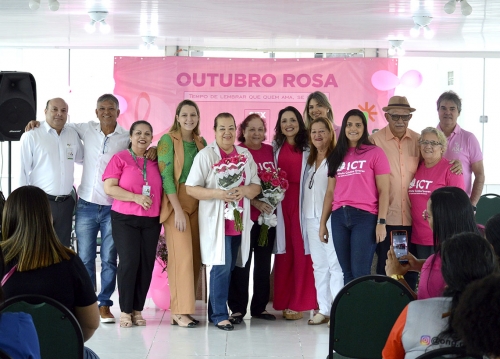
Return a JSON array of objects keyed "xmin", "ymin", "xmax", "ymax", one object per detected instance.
[{"xmin": 128, "ymin": 149, "xmax": 148, "ymax": 185}]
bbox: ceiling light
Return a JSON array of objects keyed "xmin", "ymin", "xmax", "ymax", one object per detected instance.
[
  {"xmin": 388, "ymin": 40, "xmax": 405, "ymax": 57},
  {"xmin": 28, "ymin": 0, "xmax": 40, "ymax": 10},
  {"xmin": 443, "ymin": 0, "xmax": 472, "ymax": 16},
  {"xmin": 140, "ymin": 36, "xmax": 158, "ymax": 51},
  {"xmin": 411, "ymin": 16, "xmax": 433, "ymax": 38},
  {"xmin": 48, "ymin": 0, "xmax": 59, "ymax": 11},
  {"xmin": 85, "ymin": 10, "xmax": 110, "ymax": 34}
]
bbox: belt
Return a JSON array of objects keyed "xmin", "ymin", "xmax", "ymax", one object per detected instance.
[{"xmin": 47, "ymin": 194, "xmax": 72, "ymax": 202}]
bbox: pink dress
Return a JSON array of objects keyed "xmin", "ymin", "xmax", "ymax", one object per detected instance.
[{"xmin": 273, "ymin": 142, "xmax": 317, "ymax": 311}]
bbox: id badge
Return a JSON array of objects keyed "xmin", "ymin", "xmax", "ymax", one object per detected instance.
[
  {"xmin": 142, "ymin": 185, "xmax": 151, "ymax": 197},
  {"xmin": 66, "ymin": 147, "xmax": 74, "ymax": 160}
]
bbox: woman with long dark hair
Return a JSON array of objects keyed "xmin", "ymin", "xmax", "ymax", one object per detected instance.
[
  {"xmin": 1, "ymin": 186, "xmax": 100, "ymax": 359},
  {"xmin": 386, "ymin": 186, "xmax": 480, "ymax": 299},
  {"xmin": 273, "ymin": 106, "xmax": 317, "ymax": 320},
  {"xmin": 319, "ymin": 109, "xmax": 390, "ymax": 285},
  {"xmin": 383, "ymin": 232, "xmax": 498, "ymax": 359}
]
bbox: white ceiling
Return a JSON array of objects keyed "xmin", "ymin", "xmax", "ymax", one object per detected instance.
[{"xmin": 0, "ymin": 0, "xmax": 499, "ymax": 53}]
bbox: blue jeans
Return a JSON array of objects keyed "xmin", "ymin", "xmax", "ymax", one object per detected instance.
[
  {"xmin": 330, "ymin": 206, "xmax": 377, "ymax": 285},
  {"xmin": 208, "ymin": 235, "xmax": 241, "ymax": 325},
  {"xmin": 76, "ymin": 198, "xmax": 117, "ymax": 307}
]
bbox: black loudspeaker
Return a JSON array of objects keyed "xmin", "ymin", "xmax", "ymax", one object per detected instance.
[{"xmin": 0, "ymin": 71, "xmax": 37, "ymax": 141}]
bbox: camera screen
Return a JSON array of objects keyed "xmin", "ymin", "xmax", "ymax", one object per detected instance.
[{"xmin": 393, "ymin": 233, "xmax": 408, "ymax": 259}]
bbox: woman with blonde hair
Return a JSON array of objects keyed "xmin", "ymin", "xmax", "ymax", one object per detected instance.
[
  {"xmin": 158, "ymin": 99, "xmax": 206, "ymax": 327},
  {"xmin": 303, "ymin": 91, "xmax": 340, "ymax": 139},
  {"xmin": 1, "ymin": 186, "xmax": 100, "ymax": 359}
]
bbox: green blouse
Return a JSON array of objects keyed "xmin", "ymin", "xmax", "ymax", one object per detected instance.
[{"xmin": 157, "ymin": 134, "xmax": 207, "ymax": 194}]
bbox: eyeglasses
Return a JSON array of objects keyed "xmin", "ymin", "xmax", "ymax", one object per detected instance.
[
  {"xmin": 308, "ymin": 171, "xmax": 316, "ymax": 189},
  {"xmin": 419, "ymin": 140, "xmax": 442, "ymax": 147},
  {"xmin": 422, "ymin": 209, "xmax": 432, "ymax": 221},
  {"xmin": 387, "ymin": 113, "xmax": 411, "ymax": 122}
]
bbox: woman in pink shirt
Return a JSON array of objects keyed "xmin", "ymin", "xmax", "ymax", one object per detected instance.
[
  {"xmin": 103, "ymin": 120, "xmax": 162, "ymax": 328},
  {"xmin": 228, "ymin": 114, "xmax": 277, "ymax": 322},
  {"xmin": 319, "ymin": 109, "xmax": 390, "ymax": 285},
  {"xmin": 409, "ymin": 127, "xmax": 465, "ymax": 260}
]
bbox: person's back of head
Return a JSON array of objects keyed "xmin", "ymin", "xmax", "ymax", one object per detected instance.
[
  {"xmin": 453, "ymin": 274, "xmax": 500, "ymax": 359},
  {"xmin": 1, "ymin": 186, "xmax": 72, "ymax": 271},
  {"xmin": 485, "ymin": 213, "xmax": 500, "ymax": 259},
  {"xmin": 430, "ymin": 187, "xmax": 478, "ymax": 252},
  {"xmin": 438, "ymin": 232, "xmax": 498, "ymax": 341}
]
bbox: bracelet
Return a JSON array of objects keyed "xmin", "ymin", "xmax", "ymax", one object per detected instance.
[{"xmin": 390, "ymin": 274, "xmax": 404, "ymax": 281}]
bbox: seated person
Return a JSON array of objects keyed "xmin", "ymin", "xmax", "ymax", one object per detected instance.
[
  {"xmin": 386, "ymin": 187, "xmax": 479, "ymax": 299},
  {"xmin": 0, "ymin": 246, "xmax": 41, "ymax": 359},
  {"xmin": 453, "ymin": 274, "xmax": 500, "ymax": 359},
  {"xmin": 1, "ymin": 186, "xmax": 100, "ymax": 359},
  {"xmin": 485, "ymin": 213, "xmax": 500, "ymax": 258},
  {"xmin": 382, "ymin": 232, "xmax": 498, "ymax": 359}
]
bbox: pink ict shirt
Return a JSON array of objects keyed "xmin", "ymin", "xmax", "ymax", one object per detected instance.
[
  {"xmin": 239, "ymin": 143, "xmax": 275, "ymax": 222},
  {"xmin": 102, "ymin": 149, "xmax": 162, "ymax": 217},
  {"xmin": 437, "ymin": 123, "xmax": 482, "ymax": 196},
  {"xmin": 408, "ymin": 158, "xmax": 465, "ymax": 246},
  {"xmin": 332, "ymin": 145, "xmax": 390, "ymax": 215},
  {"xmin": 418, "ymin": 254, "xmax": 445, "ymax": 300}
]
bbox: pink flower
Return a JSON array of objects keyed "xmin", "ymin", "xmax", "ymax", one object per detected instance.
[
  {"xmin": 230, "ymin": 156, "xmax": 240, "ymax": 164},
  {"xmin": 271, "ymin": 178, "xmax": 281, "ymax": 187},
  {"xmin": 280, "ymin": 179, "xmax": 289, "ymax": 190}
]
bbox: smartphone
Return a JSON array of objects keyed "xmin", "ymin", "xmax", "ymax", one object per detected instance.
[{"xmin": 391, "ymin": 230, "xmax": 408, "ymax": 264}]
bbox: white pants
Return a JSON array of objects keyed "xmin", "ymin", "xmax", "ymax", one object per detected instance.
[{"xmin": 305, "ymin": 217, "xmax": 344, "ymax": 316}]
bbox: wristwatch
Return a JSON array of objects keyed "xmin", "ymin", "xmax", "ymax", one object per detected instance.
[
  {"xmin": 377, "ymin": 218, "xmax": 386, "ymax": 225},
  {"xmin": 390, "ymin": 274, "xmax": 404, "ymax": 281}
]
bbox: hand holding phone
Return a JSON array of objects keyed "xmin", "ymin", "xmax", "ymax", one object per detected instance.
[{"xmin": 391, "ymin": 230, "xmax": 408, "ymax": 264}]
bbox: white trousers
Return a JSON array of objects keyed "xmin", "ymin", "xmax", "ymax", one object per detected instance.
[{"xmin": 305, "ymin": 217, "xmax": 344, "ymax": 316}]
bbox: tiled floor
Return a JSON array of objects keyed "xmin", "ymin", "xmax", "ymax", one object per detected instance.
[{"xmin": 87, "ymin": 261, "xmax": 330, "ymax": 359}]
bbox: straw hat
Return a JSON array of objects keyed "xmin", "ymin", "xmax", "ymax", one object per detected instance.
[{"xmin": 382, "ymin": 96, "xmax": 416, "ymax": 113}]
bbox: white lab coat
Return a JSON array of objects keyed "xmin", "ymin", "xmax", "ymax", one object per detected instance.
[{"xmin": 185, "ymin": 141, "xmax": 260, "ymax": 267}]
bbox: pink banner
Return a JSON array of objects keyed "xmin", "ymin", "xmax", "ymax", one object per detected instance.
[{"xmin": 113, "ymin": 57, "xmax": 397, "ymax": 143}]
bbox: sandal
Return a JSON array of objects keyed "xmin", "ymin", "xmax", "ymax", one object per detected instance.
[
  {"xmin": 171, "ymin": 314, "xmax": 196, "ymax": 328},
  {"xmin": 132, "ymin": 311, "xmax": 146, "ymax": 326},
  {"xmin": 120, "ymin": 312, "xmax": 133, "ymax": 328},
  {"xmin": 307, "ymin": 313, "xmax": 329, "ymax": 325},
  {"xmin": 284, "ymin": 309, "xmax": 303, "ymax": 320}
]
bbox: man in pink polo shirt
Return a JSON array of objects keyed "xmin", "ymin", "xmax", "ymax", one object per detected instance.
[{"xmin": 436, "ymin": 91, "xmax": 485, "ymax": 206}]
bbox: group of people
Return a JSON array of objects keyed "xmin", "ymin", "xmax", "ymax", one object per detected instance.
[{"xmin": 0, "ymin": 86, "xmax": 490, "ymax": 343}]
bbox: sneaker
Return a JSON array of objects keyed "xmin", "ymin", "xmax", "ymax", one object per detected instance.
[{"xmin": 99, "ymin": 306, "xmax": 115, "ymax": 323}]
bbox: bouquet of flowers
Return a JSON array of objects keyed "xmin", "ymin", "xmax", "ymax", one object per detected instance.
[
  {"xmin": 257, "ymin": 167, "xmax": 289, "ymax": 246},
  {"xmin": 213, "ymin": 153, "xmax": 248, "ymax": 232},
  {"xmin": 156, "ymin": 233, "xmax": 168, "ymax": 272}
]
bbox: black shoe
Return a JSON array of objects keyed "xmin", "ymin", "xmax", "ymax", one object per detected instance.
[
  {"xmin": 216, "ymin": 323, "xmax": 234, "ymax": 331},
  {"xmin": 252, "ymin": 312, "xmax": 276, "ymax": 321},
  {"xmin": 188, "ymin": 315, "xmax": 200, "ymax": 325},
  {"xmin": 229, "ymin": 314, "xmax": 243, "ymax": 324}
]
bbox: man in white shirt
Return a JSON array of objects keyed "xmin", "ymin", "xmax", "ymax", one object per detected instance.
[
  {"xmin": 19, "ymin": 97, "xmax": 83, "ymax": 247},
  {"xmin": 71, "ymin": 94, "xmax": 130, "ymax": 323}
]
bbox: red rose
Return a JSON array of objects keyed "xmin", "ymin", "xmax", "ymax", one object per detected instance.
[
  {"xmin": 230, "ymin": 156, "xmax": 240, "ymax": 164},
  {"xmin": 261, "ymin": 172, "xmax": 272, "ymax": 183},
  {"xmin": 271, "ymin": 178, "xmax": 281, "ymax": 187},
  {"xmin": 280, "ymin": 179, "xmax": 289, "ymax": 190}
]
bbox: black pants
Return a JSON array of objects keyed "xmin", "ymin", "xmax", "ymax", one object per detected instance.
[
  {"xmin": 228, "ymin": 224, "xmax": 276, "ymax": 317},
  {"xmin": 111, "ymin": 211, "xmax": 161, "ymax": 313},
  {"xmin": 48, "ymin": 196, "xmax": 75, "ymax": 247},
  {"xmin": 375, "ymin": 225, "xmax": 418, "ymax": 291}
]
